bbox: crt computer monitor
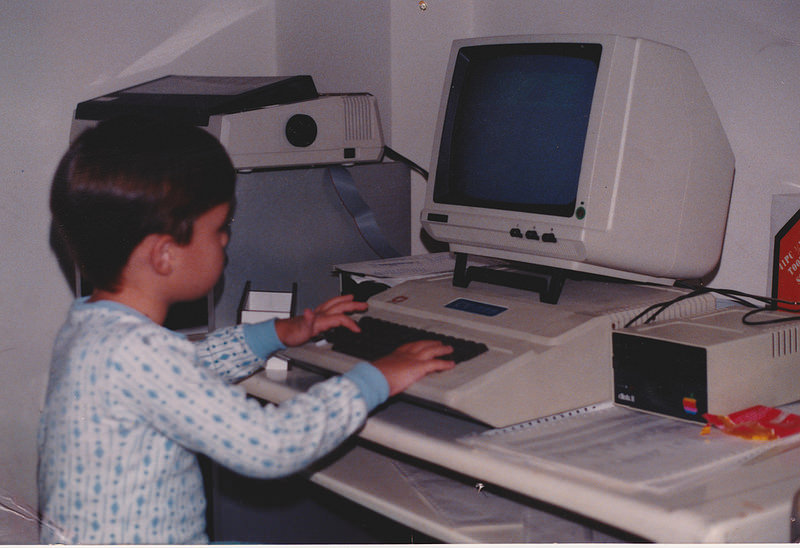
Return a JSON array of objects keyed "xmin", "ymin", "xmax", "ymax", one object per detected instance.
[{"xmin": 421, "ymin": 34, "xmax": 735, "ymax": 285}]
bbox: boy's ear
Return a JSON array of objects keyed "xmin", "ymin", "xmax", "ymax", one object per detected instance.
[{"xmin": 149, "ymin": 234, "xmax": 177, "ymax": 275}]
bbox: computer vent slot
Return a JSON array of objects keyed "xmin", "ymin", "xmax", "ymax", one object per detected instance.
[
  {"xmin": 609, "ymin": 292, "xmax": 717, "ymax": 330},
  {"xmin": 772, "ymin": 326, "xmax": 800, "ymax": 358},
  {"xmin": 343, "ymin": 95, "xmax": 373, "ymax": 141}
]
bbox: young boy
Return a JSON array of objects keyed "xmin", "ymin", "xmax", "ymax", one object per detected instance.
[{"xmin": 39, "ymin": 115, "xmax": 455, "ymax": 544}]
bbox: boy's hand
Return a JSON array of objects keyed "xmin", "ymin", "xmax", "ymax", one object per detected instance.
[
  {"xmin": 372, "ymin": 340, "xmax": 456, "ymax": 396},
  {"xmin": 275, "ymin": 294, "xmax": 368, "ymax": 348}
]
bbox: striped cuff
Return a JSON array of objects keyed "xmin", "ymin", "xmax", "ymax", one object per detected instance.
[
  {"xmin": 242, "ymin": 320, "xmax": 285, "ymax": 359},
  {"xmin": 342, "ymin": 361, "xmax": 390, "ymax": 412}
]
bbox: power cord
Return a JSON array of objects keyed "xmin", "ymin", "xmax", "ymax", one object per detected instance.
[
  {"xmin": 384, "ymin": 146, "xmax": 429, "ymax": 180},
  {"xmin": 624, "ymin": 282, "xmax": 800, "ymax": 328}
]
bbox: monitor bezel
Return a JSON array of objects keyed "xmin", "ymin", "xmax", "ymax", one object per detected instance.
[{"xmin": 432, "ymin": 41, "xmax": 605, "ymax": 220}]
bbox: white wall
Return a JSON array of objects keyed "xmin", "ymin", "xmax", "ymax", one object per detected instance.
[
  {"xmin": 274, "ymin": 0, "xmax": 392, "ymax": 135},
  {"xmin": 1, "ymin": 0, "xmax": 798, "ymax": 539}
]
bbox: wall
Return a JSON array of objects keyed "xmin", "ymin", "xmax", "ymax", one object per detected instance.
[
  {"xmin": 1, "ymin": 0, "xmax": 798, "ymax": 540},
  {"xmin": 274, "ymin": 0, "xmax": 392, "ymax": 135}
]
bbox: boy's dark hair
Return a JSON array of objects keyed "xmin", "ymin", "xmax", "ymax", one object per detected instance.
[{"xmin": 51, "ymin": 115, "xmax": 236, "ymax": 291}]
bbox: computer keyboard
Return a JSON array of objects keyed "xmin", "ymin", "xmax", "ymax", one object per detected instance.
[{"xmin": 325, "ymin": 316, "xmax": 489, "ymax": 364}]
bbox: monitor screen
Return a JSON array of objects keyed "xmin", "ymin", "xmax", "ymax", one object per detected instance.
[
  {"xmin": 422, "ymin": 35, "xmax": 735, "ymax": 284},
  {"xmin": 436, "ymin": 43, "xmax": 601, "ymax": 218}
]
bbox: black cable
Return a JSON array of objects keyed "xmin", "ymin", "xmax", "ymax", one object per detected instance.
[
  {"xmin": 644, "ymin": 288, "xmax": 712, "ymax": 325},
  {"xmin": 623, "ymin": 288, "xmax": 711, "ymax": 328},
  {"xmin": 625, "ymin": 281, "xmax": 800, "ymax": 328},
  {"xmin": 699, "ymin": 286, "xmax": 773, "ymax": 307},
  {"xmin": 741, "ymin": 305, "xmax": 800, "ymax": 325},
  {"xmin": 383, "ymin": 146, "xmax": 429, "ymax": 180}
]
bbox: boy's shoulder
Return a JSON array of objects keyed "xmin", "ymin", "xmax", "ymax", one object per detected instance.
[{"xmin": 65, "ymin": 298, "xmax": 194, "ymax": 357}]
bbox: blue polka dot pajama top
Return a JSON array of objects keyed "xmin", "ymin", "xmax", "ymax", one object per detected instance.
[{"xmin": 37, "ymin": 298, "xmax": 389, "ymax": 544}]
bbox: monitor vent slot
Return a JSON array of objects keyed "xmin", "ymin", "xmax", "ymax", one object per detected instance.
[
  {"xmin": 772, "ymin": 327, "xmax": 800, "ymax": 358},
  {"xmin": 343, "ymin": 95, "xmax": 373, "ymax": 141}
]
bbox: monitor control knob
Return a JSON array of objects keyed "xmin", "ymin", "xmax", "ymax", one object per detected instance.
[{"xmin": 525, "ymin": 230, "xmax": 539, "ymax": 240}]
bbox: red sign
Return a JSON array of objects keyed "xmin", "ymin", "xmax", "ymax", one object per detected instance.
[{"xmin": 774, "ymin": 209, "xmax": 800, "ymax": 312}]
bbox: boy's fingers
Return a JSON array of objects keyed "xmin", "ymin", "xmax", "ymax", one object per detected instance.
[
  {"xmin": 315, "ymin": 296, "xmax": 368, "ymax": 316},
  {"xmin": 314, "ymin": 314, "xmax": 362, "ymax": 334},
  {"xmin": 425, "ymin": 358, "xmax": 456, "ymax": 373},
  {"xmin": 315, "ymin": 294, "xmax": 355, "ymax": 311},
  {"xmin": 397, "ymin": 340, "xmax": 454, "ymax": 360}
]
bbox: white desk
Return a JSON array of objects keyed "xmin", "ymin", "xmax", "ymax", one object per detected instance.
[{"xmin": 241, "ymin": 368, "xmax": 800, "ymax": 543}]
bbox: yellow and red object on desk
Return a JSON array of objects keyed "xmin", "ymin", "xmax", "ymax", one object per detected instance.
[{"xmin": 703, "ymin": 405, "xmax": 800, "ymax": 441}]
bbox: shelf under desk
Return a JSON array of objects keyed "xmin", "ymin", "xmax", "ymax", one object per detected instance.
[{"xmin": 240, "ymin": 367, "xmax": 800, "ymax": 543}]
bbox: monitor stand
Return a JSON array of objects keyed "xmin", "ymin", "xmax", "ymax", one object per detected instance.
[{"xmin": 452, "ymin": 252, "xmax": 566, "ymax": 304}]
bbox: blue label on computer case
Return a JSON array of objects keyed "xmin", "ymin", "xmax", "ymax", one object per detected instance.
[{"xmin": 445, "ymin": 298, "xmax": 507, "ymax": 317}]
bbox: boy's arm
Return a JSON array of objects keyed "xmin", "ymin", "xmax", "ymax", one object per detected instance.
[
  {"xmin": 114, "ymin": 322, "xmax": 451, "ymax": 480},
  {"xmin": 112, "ymin": 325, "xmax": 386, "ymax": 478},
  {"xmin": 192, "ymin": 320, "xmax": 283, "ymax": 383},
  {"xmin": 197, "ymin": 318, "xmax": 390, "ymax": 409}
]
